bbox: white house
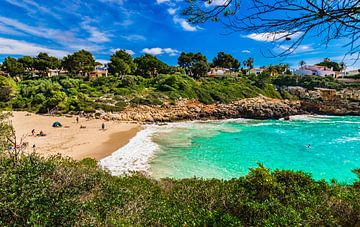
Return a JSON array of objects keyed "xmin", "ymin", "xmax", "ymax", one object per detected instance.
[
  {"xmin": 90, "ymin": 65, "xmax": 109, "ymax": 78},
  {"xmin": 247, "ymin": 68, "xmax": 265, "ymax": 75},
  {"xmin": 294, "ymin": 65, "xmax": 336, "ymax": 77},
  {"xmin": 208, "ymin": 67, "xmax": 237, "ymax": 76}
]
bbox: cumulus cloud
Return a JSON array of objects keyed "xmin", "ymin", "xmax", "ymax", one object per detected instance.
[
  {"xmin": 0, "ymin": 37, "xmax": 69, "ymax": 58},
  {"xmin": 167, "ymin": 8, "xmax": 177, "ymax": 15},
  {"xmin": 173, "ymin": 16, "xmax": 198, "ymax": 32},
  {"xmin": 246, "ymin": 32, "xmax": 302, "ymax": 42},
  {"xmin": 110, "ymin": 48, "xmax": 135, "ymax": 55},
  {"xmin": 241, "ymin": 50, "xmax": 251, "ymax": 53},
  {"xmin": 142, "ymin": 47, "xmax": 179, "ymax": 56},
  {"xmin": 96, "ymin": 59, "xmax": 110, "ymax": 64}
]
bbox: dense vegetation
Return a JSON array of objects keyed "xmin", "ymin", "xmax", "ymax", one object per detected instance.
[
  {"xmin": 0, "ymin": 73, "xmax": 289, "ymax": 113},
  {"xmin": 0, "ymin": 50, "xmax": 357, "ymax": 115},
  {"xmin": 0, "ymin": 154, "xmax": 359, "ymax": 226},
  {"xmin": 273, "ymin": 74, "xmax": 346, "ymax": 90}
]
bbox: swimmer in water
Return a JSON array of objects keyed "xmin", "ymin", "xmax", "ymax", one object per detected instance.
[{"xmin": 306, "ymin": 144, "xmax": 311, "ymax": 149}]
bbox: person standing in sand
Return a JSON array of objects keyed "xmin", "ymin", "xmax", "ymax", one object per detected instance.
[
  {"xmin": 76, "ymin": 117, "xmax": 79, "ymax": 124},
  {"xmin": 102, "ymin": 123, "xmax": 105, "ymax": 130}
]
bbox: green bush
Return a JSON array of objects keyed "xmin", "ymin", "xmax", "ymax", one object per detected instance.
[{"xmin": 0, "ymin": 155, "xmax": 359, "ymax": 226}]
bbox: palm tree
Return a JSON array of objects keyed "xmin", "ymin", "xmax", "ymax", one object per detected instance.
[
  {"xmin": 266, "ymin": 64, "xmax": 278, "ymax": 76},
  {"xmin": 243, "ymin": 58, "xmax": 254, "ymax": 69},
  {"xmin": 299, "ymin": 60, "xmax": 306, "ymax": 68},
  {"xmin": 324, "ymin": 57, "xmax": 331, "ymax": 63},
  {"xmin": 339, "ymin": 62, "xmax": 346, "ymax": 78}
]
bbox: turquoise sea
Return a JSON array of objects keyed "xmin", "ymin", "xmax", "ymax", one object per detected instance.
[{"xmin": 149, "ymin": 116, "xmax": 360, "ymax": 183}]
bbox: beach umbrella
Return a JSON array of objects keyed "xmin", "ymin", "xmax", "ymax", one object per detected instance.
[{"xmin": 52, "ymin": 121, "xmax": 62, "ymax": 127}]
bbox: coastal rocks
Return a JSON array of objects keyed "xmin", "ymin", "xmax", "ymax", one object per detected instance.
[
  {"xmin": 94, "ymin": 96, "xmax": 305, "ymax": 123},
  {"xmin": 283, "ymin": 86, "xmax": 360, "ymax": 116}
]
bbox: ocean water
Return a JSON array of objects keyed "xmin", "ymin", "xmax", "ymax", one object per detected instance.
[{"xmin": 147, "ymin": 116, "xmax": 360, "ymax": 183}]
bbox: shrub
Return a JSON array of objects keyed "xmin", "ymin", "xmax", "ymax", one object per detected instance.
[{"xmin": 0, "ymin": 155, "xmax": 359, "ymax": 226}]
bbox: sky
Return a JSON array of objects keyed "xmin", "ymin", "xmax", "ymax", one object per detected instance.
[{"xmin": 0, "ymin": 0, "xmax": 359, "ymax": 70}]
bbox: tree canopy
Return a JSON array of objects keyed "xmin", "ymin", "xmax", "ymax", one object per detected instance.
[
  {"xmin": 134, "ymin": 54, "xmax": 168, "ymax": 78},
  {"xmin": 0, "ymin": 76, "xmax": 17, "ymax": 102},
  {"xmin": 108, "ymin": 50, "xmax": 137, "ymax": 76},
  {"xmin": 317, "ymin": 58, "xmax": 341, "ymax": 71},
  {"xmin": 212, "ymin": 52, "xmax": 240, "ymax": 70},
  {"xmin": 1, "ymin": 57, "xmax": 25, "ymax": 77},
  {"xmin": 62, "ymin": 50, "xmax": 96, "ymax": 76},
  {"xmin": 178, "ymin": 52, "xmax": 208, "ymax": 76},
  {"xmin": 33, "ymin": 53, "xmax": 61, "ymax": 74}
]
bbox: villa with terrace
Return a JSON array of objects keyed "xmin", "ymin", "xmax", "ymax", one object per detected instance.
[{"xmin": 294, "ymin": 65, "xmax": 337, "ymax": 77}]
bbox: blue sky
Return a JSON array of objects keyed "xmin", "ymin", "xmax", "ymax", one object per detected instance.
[{"xmin": 0, "ymin": 0, "xmax": 358, "ymax": 69}]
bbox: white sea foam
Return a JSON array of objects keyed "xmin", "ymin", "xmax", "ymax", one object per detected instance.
[
  {"xmin": 289, "ymin": 114, "xmax": 334, "ymax": 121},
  {"xmin": 99, "ymin": 126, "xmax": 159, "ymax": 176},
  {"xmin": 99, "ymin": 120, "xmax": 243, "ymax": 176}
]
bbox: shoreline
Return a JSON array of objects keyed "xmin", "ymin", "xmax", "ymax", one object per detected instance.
[
  {"xmin": 100, "ymin": 114, "xmax": 360, "ymax": 180},
  {"xmin": 10, "ymin": 111, "xmax": 142, "ymax": 161},
  {"xmin": 100, "ymin": 114, "xmax": 336, "ymax": 176}
]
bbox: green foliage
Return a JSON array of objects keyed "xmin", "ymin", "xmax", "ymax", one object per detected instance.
[
  {"xmin": 178, "ymin": 52, "xmax": 208, "ymax": 76},
  {"xmin": 134, "ymin": 54, "xmax": 169, "ymax": 78},
  {"xmin": 212, "ymin": 51, "xmax": 240, "ymax": 69},
  {"xmin": 108, "ymin": 50, "xmax": 137, "ymax": 76},
  {"xmin": 1, "ymin": 73, "xmax": 294, "ymax": 113},
  {"xmin": 0, "ymin": 76, "xmax": 17, "ymax": 102},
  {"xmin": 317, "ymin": 58, "xmax": 341, "ymax": 71},
  {"xmin": 192, "ymin": 61, "xmax": 210, "ymax": 78},
  {"xmin": 1, "ymin": 57, "xmax": 25, "ymax": 77},
  {"xmin": 33, "ymin": 52, "xmax": 61, "ymax": 75},
  {"xmin": 0, "ymin": 155, "xmax": 359, "ymax": 226},
  {"xmin": 0, "ymin": 111, "xmax": 12, "ymax": 152},
  {"xmin": 62, "ymin": 50, "xmax": 96, "ymax": 76},
  {"xmin": 273, "ymin": 75, "xmax": 344, "ymax": 90}
]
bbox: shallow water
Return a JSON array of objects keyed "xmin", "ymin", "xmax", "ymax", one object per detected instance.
[{"xmin": 148, "ymin": 116, "xmax": 360, "ymax": 183}]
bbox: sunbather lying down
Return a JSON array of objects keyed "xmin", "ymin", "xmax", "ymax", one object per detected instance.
[{"xmin": 37, "ymin": 131, "xmax": 46, "ymax": 137}]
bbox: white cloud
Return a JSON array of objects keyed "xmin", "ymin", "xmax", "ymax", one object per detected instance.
[
  {"xmin": 156, "ymin": 0, "xmax": 170, "ymax": 4},
  {"xmin": 173, "ymin": 16, "xmax": 198, "ymax": 32},
  {"xmin": 167, "ymin": 8, "xmax": 177, "ymax": 15},
  {"xmin": 0, "ymin": 37, "xmax": 69, "ymax": 58},
  {"xmin": 99, "ymin": 0, "xmax": 125, "ymax": 5},
  {"xmin": 205, "ymin": 0, "xmax": 227, "ymax": 7},
  {"xmin": 246, "ymin": 32, "xmax": 302, "ymax": 42},
  {"xmin": 278, "ymin": 44, "xmax": 313, "ymax": 53},
  {"xmin": 125, "ymin": 49, "xmax": 135, "ymax": 55},
  {"xmin": 121, "ymin": 34, "xmax": 146, "ymax": 41},
  {"xmin": 5, "ymin": 0, "xmax": 61, "ymax": 18},
  {"xmin": 142, "ymin": 47, "xmax": 179, "ymax": 56},
  {"xmin": 96, "ymin": 59, "xmax": 110, "ymax": 65},
  {"xmin": 110, "ymin": 48, "xmax": 135, "ymax": 55},
  {"xmin": 0, "ymin": 16, "xmax": 103, "ymax": 51},
  {"xmin": 81, "ymin": 17, "xmax": 110, "ymax": 43},
  {"xmin": 242, "ymin": 50, "xmax": 251, "ymax": 53}
]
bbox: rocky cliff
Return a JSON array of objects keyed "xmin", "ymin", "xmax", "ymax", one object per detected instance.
[
  {"xmin": 88, "ymin": 96, "xmax": 304, "ymax": 123},
  {"xmin": 79, "ymin": 87, "xmax": 359, "ymax": 123},
  {"xmin": 284, "ymin": 86, "xmax": 360, "ymax": 115}
]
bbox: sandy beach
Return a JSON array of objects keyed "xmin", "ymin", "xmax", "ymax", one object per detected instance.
[{"xmin": 10, "ymin": 112, "xmax": 141, "ymax": 160}]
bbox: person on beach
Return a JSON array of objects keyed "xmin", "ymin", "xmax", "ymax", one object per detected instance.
[
  {"xmin": 31, "ymin": 129, "xmax": 35, "ymax": 136},
  {"xmin": 102, "ymin": 123, "xmax": 105, "ymax": 130},
  {"xmin": 76, "ymin": 117, "xmax": 79, "ymax": 124}
]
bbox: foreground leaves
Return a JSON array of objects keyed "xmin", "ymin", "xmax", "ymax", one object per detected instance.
[{"xmin": 0, "ymin": 155, "xmax": 359, "ymax": 226}]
